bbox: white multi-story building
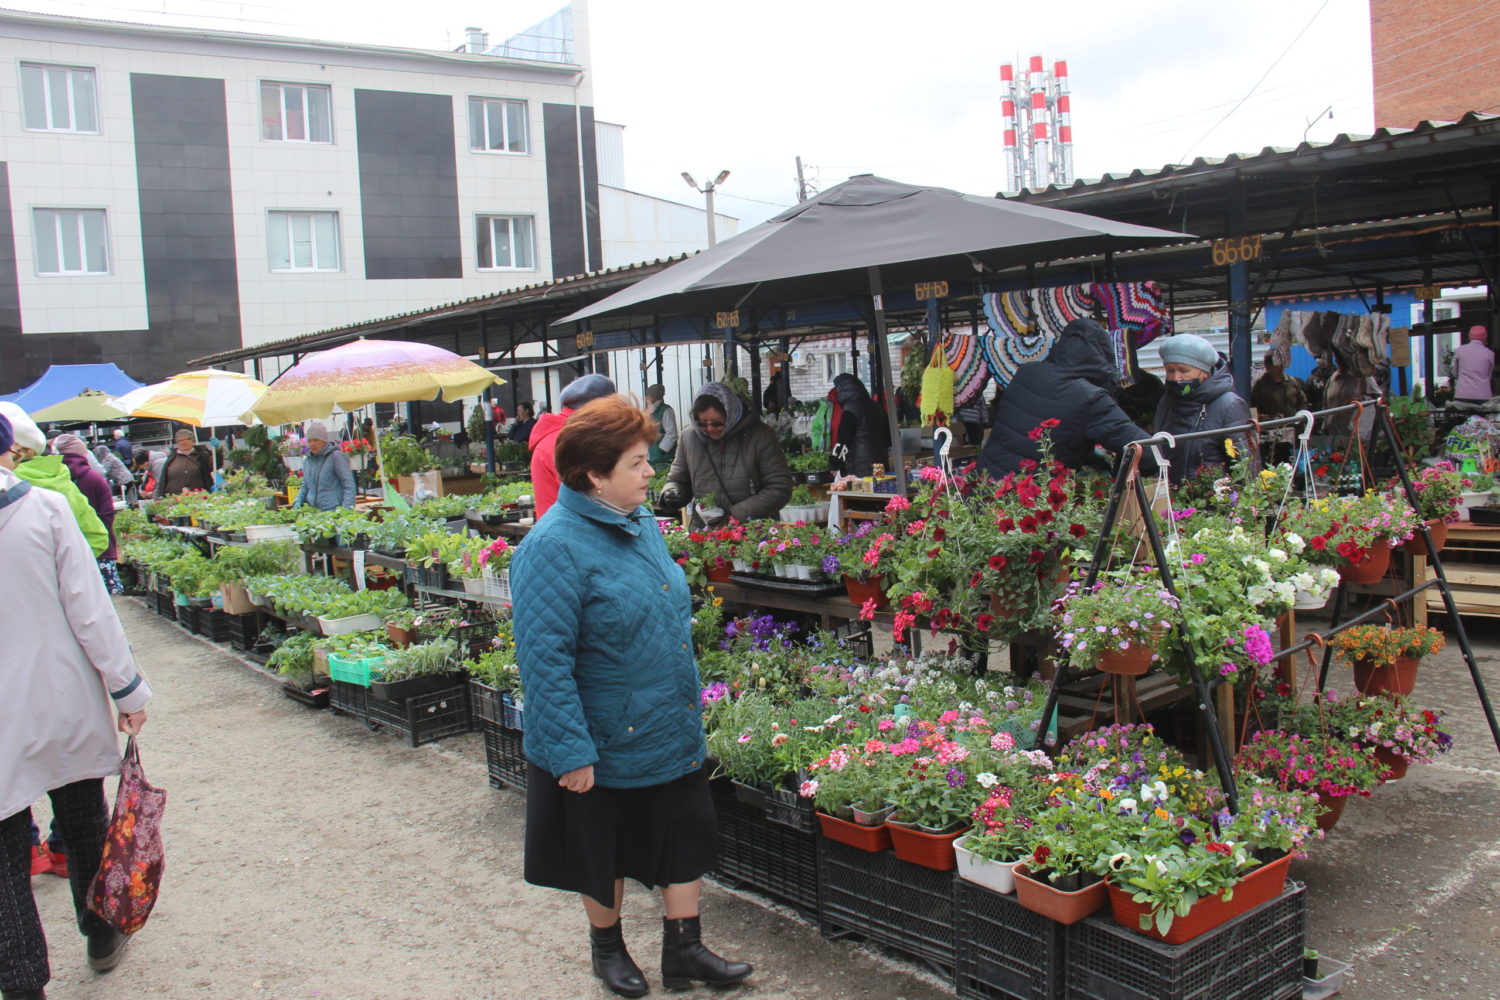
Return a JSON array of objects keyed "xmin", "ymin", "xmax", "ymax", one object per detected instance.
[{"xmin": 0, "ymin": 3, "xmax": 734, "ymax": 393}]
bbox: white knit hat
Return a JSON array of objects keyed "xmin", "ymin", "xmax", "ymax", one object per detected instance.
[{"xmin": 0, "ymin": 402, "xmax": 45, "ymax": 453}]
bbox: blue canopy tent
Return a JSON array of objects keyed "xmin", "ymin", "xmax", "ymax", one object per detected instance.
[{"xmin": 0, "ymin": 363, "xmax": 144, "ymax": 415}]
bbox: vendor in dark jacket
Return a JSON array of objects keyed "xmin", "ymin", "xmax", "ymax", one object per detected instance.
[
  {"xmin": 1153, "ymin": 334, "xmax": 1252, "ymax": 484},
  {"xmin": 154, "ymin": 429, "xmax": 214, "ymax": 496},
  {"xmin": 980, "ymin": 319, "xmax": 1156, "ymax": 477},
  {"xmin": 661, "ymin": 382, "xmax": 791, "ymax": 527},
  {"xmin": 831, "ymin": 373, "xmax": 891, "ymax": 476}
]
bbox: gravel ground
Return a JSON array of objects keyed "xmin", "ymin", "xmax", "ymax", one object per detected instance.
[
  {"xmin": 27, "ymin": 598, "xmax": 1500, "ymax": 999},
  {"xmin": 28, "ymin": 598, "xmax": 955, "ymax": 1000}
]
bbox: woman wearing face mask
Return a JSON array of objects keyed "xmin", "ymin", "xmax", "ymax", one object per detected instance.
[{"xmin": 1153, "ymin": 334, "xmax": 1252, "ymax": 484}]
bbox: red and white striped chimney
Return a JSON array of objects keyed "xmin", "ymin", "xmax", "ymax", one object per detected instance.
[
  {"xmin": 1053, "ymin": 59, "xmax": 1073, "ymax": 184},
  {"xmin": 1000, "ymin": 63, "xmax": 1020, "ymax": 192}
]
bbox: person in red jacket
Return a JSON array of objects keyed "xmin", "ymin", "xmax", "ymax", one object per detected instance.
[{"xmin": 530, "ymin": 374, "xmax": 616, "ymax": 517}]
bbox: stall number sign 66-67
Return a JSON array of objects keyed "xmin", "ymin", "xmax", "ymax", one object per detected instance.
[{"xmin": 1211, "ymin": 236, "xmax": 1264, "ymax": 266}]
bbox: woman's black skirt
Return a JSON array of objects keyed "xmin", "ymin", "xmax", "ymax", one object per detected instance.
[{"xmin": 523, "ymin": 764, "xmax": 718, "ymax": 908}]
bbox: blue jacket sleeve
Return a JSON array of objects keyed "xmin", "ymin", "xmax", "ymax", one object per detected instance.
[
  {"xmin": 332, "ymin": 450, "xmax": 356, "ymax": 508},
  {"xmin": 512, "ymin": 534, "xmax": 601, "ymax": 778}
]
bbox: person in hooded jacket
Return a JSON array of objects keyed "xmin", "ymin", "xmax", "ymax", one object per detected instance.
[
  {"xmin": 831, "ymin": 374, "xmax": 891, "ymax": 476},
  {"xmin": 980, "ymin": 319, "xmax": 1157, "ymax": 478},
  {"xmin": 1153, "ymin": 334, "xmax": 1252, "ymax": 485},
  {"xmin": 661, "ymin": 383, "xmax": 792, "ymax": 528},
  {"xmin": 52, "ymin": 434, "xmax": 122, "ymax": 594},
  {"xmin": 0, "ymin": 412, "xmax": 152, "ymax": 997},
  {"xmin": 0, "ymin": 404, "xmax": 108, "ymax": 558},
  {"xmin": 530, "ymin": 374, "xmax": 617, "ymax": 518},
  {"xmin": 92, "ymin": 445, "xmax": 134, "ymax": 494}
]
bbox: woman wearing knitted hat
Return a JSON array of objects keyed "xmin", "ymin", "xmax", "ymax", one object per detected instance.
[
  {"xmin": 0, "ymin": 412, "xmax": 153, "ymax": 997},
  {"xmin": 52, "ymin": 434, "xmax": 123, "ymax": 595},
  {"xmin": 1153, "ymin": 334, "xmax": 1252, "ymax": 484}
]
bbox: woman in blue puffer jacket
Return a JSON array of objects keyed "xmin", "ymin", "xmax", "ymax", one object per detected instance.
[{"xmin": 511, "ymin": 394, "xmax": 753, "ymax": 999}]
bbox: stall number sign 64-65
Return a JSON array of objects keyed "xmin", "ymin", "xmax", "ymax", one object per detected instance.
[{"xmin": 1211, "ymin": 236, "xmax": 1264, "ymax": 266}]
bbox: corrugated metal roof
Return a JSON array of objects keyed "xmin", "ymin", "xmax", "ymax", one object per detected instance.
[
  {"xmin": 190, "ymin": 254, "xmax": 693, "ymax": 367},
  {"xmin": 1004, "ymin": 112, "xmax": 1500, "ymax": 203}
]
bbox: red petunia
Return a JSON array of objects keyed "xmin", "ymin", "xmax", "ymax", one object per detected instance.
[
  {"xmin": 1069, "ymin": 523, "xmax": 1087, "ymax": 538},
  {"xmin": 976, "ymin": 613, "xmax": 994, "ymax": 631},
  {"xmin": 1027, "ymin": 426, "xmax": 1045, "ymax": 441},
  {"xmin": 1027, "ymin": 549, "xmax": 1045, "ymax": 564},
  {"xmin": 1041, "ymin": 418, "xmax": 1061, "ymax": 429},
  {"xmin": 1020, "ymin": 515, "xmax": 1039, "ymax": 533},
  {"xmin": 1036, "ymin": 510, "xmax": 1055, "ymax": 525},
  {"xmin": 996, "ymin": 517, "xmax": 1016, "ymax": 533},
  {"xmin": 989, "ymin": 554, "xmax": 1008, "ymax": 570},
  {"xmin": 1018, "ymin": 459, "xmax": 1038, "ymax": 472},
  {"xmin": 933, "ymin": 527, "xmax": 947, "ymax": 542},
  {"xmin": 1310, "ymin": 536, "xmax": 1327, "ymax": 550},
  {"xmin": 1336, "ymin": 540, "xmax": 1356, "ymax": 558}
]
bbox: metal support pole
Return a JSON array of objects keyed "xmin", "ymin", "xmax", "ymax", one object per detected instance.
[
  {"xmin": 869, "ymin": 267, "xmax": 905, "ymax": 493},
  {"xmin": 1228, "ymin": 182, "xmax": 1252, "ymax": 397},
  {"xmin": 749, "ymin": 338, "xmax": 763, "ymax": 418},
  {"xmin": 480, "ymin": 313, "xmax": 496, "ymax": 476},
  {"xmin": 1422, "ymin": 259, "xmax": 1436, "ymax": 392}
]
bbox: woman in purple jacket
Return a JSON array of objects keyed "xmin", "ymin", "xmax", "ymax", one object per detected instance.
[{"xmin": 51, "ymin": 434, "xmax": 122, "ymax": 594}]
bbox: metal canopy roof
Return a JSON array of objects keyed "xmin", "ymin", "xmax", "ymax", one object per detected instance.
[{"xmin": 193, "ymin": 114, "xmax": 1500, "ymax": 373}]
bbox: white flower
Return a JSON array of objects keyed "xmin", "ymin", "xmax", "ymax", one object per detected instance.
[
  {"xmin": 976, "ymin": 772, "xmax": 998, "ymax": 788},
  {"xmin": 1268, "ymin": 547, "xmax": 1288, "ymax": 563},
  {"xmin": 1140, "ymin": 780, "xmax": 1169, "ymax": 803},
  {"xmin": 1253, "ymin": 558, "xmax": 1271, "ymax": 574},
  {"xmin": 1118, "ymin": 797, "xmax": 1138, "ymax": 814},
  {"xmin": 1285, "ymin": 532, "xmax": 1306, "ymax": 553}
]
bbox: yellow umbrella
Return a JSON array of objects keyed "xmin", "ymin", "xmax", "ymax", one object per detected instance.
[
  {"xmin": 108, "ymin": 369, "xmax": 268, "ymax": 427},
  {"xmin": 29, "ymin": 390, "xmax": 126, "ymax": 423},
  {"xmin": 249, "ymin": 339, "xmax": 502, "ymax": 426}
]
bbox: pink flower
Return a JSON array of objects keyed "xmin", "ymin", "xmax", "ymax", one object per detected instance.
[
  {"xmin": 877, "ymin": 719, "xmax": 895, "ymax": 732},
  {"xmin": 798, "ymin": 779, "xmax": 819, "ymax": 798},
  {"xmin": 859, "ymin": 598, "xmax": 878, "ymax": 621},
  {"xmin": 919, "ymin": 466, "xmax": 944, "ymax": 483},
  {"xmin": 884, "ymin": 495, "xmax": 912, "ymax": 512},
  {"xmin": 990, "ymin": 732, "xmax": 1016, "ymax": 751}
]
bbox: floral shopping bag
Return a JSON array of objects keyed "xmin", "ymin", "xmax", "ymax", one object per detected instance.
[{"xmin": 88, "ymin": 737, "xmax": 167, "ymax": 934}]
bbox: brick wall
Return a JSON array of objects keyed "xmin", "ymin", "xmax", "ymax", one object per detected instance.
[{"xmin": 1371, "ymin": 0, "xmax": 1500, "ymax": 128}]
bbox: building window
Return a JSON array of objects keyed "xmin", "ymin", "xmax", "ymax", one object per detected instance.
[
  {"xmin": 468, "ymin": 97, "xmax": 528, "ymax": 153},
  {"xmin": 824, "ymin": 353, "xmax": 852, "ymax": 382},
  {"xmin": 33, "ymin": 209, "xmax": 109, "ymax": 275},
  {"xmin": 20, "ymin": 63, "xmax": 99, "ymax": 133},
  {"xmin": 261, "ymin": 82, "xmax": 332, "ymax": 143},
  {"xmin": 268, "ymin": 211, "xmax": 340, "ymax": 271},
  {"xmin": 476, "ymin": 215, "xmax": 536, "ymax": 270}
]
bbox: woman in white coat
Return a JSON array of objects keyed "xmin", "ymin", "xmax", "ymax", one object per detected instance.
[{"xmin": 0, "ymin": 413, "xmax": 151, "ymax": 1000}]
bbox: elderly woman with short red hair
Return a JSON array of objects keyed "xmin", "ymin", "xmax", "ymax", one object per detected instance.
[{"xmin": 510, "ymin": 395, "xmax": 751, "ymax": 998}]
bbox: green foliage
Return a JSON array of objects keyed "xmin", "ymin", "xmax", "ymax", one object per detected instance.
[
  {"xmin": 378, "ymin": 433, "xmax": 437, "ymax": 477},
  {"xmin": 240, "ymin": 424, "xmax": 285, "ymax": 482},
  {"xmin": 787, "ymin": 451, "xmax": 832, "ymax": 473},
  {"xmin": 379, "ymin": 638, "xmax": 457, "ymax": 681},
  {"xmin": 211, "ymin": 540, "xmax": 300, "ymax": 582}
]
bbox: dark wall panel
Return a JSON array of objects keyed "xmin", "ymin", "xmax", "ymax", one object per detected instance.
[
  {"xmin": 544, "ymin": 103, "xmax": 583, "ymax": 278},
  {"xmin": 579, "ymin": 106, "xmax": 602, "ymax": 272},
  {"xmin": 355, "ymin": 89, "xmax": 463, "ymax": 280},
  {"xmin": 0, "ymin": 74, "xmax": 242, "ymax": 394},
  {"xmin": 0, "ymin": 164, "xmax": 23, "ymax": 379}
]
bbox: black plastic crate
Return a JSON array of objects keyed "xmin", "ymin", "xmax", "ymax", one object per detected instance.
[
  {"xmin": 227, "ymin": 611, "xmax": 264, "ymax": 651},
  {"xmin": 818, "ymin": 838, "xmax": 957, "ymax": 983},
  {"xmin": 365, "ymin": 684, "xmax": 472, "ymax": 747},
  {"xmin": 764, "ymin": 784, "xmax": 818, "ymax": 833},
  {"xmin": 708, "ymin": 780, "xmax": 819, "ymax": 919},
  {"xmin": 176, "ymin": 604, "xmax": 200, "ymax": 633},
  {"xmin": 200, "ymin": 609, "xmax": 235, "ymax": 643},
  {"xmin": 956, "ymin": 878, "xmax": 1066, "ymax": 1000},
  {"xmin": 1066, "ymin": 882, "xmax": 1306, "ymax": 1000},
  {"xmin": 152, "ymin": 591, "xmax": 176, "ymax": 620},
  {"xmin": 481, "ymin": 720, "xmax": 528, "ymax": 790},
  {"xmin": 831, "ymin": 619, "xmax": 874, "ymax": 660},
  {"xmin": 470, "ymin": 679, "xmax": 505, "ymax": 727},
  {"xmin": 329, "ymin": 680, "xmax": 370, "ymax": 718}
]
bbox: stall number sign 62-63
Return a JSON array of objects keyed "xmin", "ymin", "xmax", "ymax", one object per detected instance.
[{"xmin": 1211, "ymin": 236, "xmax": 1264, "ymax": 266}]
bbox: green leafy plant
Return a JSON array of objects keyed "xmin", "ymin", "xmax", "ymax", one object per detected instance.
[
  {"xmin": 787, "ymin": 451, "xmax": 832, "ymax": 473},
  {"xmin": 379, "ymin": 638, "xmax": 457, "ymax": 681},
  {"xmin": 378, "ymin": 432, "xmax": 437, "ymax": 477},
  {"xmin": 787, "ymin": 484, "xmax": 815, "ymax": 506}
]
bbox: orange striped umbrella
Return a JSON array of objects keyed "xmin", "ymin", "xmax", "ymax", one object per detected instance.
[
  {"xmin": 250, "ymin": 339, "xmax": 502, "ymax": 426},
  {"xmin": 107, "ymin": 369, "xmax": 268, "ymax": 427}
]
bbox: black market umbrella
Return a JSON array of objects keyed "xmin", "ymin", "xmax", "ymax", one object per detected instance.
[{"xmin": 556, "ymin": 174, "xmax": 1189, "ymax": 482}]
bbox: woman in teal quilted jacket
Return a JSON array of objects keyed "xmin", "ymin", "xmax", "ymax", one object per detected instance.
[{"xmin": 511, "ymin": 395, "xmax": 753, "ymax": 998}]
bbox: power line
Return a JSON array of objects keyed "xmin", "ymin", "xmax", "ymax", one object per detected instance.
[{"xmin": 1175, "ymin": 0, "xmax": 1333, "ymax": 164}]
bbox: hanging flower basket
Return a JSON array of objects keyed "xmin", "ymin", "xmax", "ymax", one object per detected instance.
[
  {"xmin": 1097, "ymin": 640, "xmax": 1156, "ymax": 677},
  {"xmin": 1352, "ymin": 655, "xmax": 1422, "ymax": 697},
  {"xmin": 843, "ymin": 573, "xmax": 888, "ymax": 608},
  {"xmin": 1373, "ymin": 745, "xmax": 1410, "ymax": 782},
  {"xmin": 1338, "ymin": 544, "xmax": 1391, "ymax": 584},
  {"xmin": 1399, "ymin": 519, "xmax": 1449, "ymax": 555},
  {"xmin": 1314, "ymin": 792, "xmax": 1348, "ymax": 833}
]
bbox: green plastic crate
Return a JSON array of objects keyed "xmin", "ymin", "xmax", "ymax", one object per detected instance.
[{"xmin": 327, "ymin": 649, "xmax": 387, "ymax": 687}]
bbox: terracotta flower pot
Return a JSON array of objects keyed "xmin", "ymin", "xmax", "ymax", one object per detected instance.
[
  {"xmin": 1098, "ymin": 640, "xmax": 1155, "ymax": 677},
  {"xmin": 1314, "ymin": 792, "xmax": 1348, "ymax": 832},
  {"xmin": 817, "ymin": 811, "xmax": 893, "ymax": 852},
  {"xmin": 1012, "ymin": 864, "xmax": 1108, "ymax": 925},
  {"xmin": 1352, "ymin": 655, "xmax": 1421, "ymax": 697},
  {"xmin": 386, "ymin": 623, "xmax": 415, "ymax": 648},
  {"xmin": 1105, "ymin": 853, "xmax": 1292, "ymax": 944},
  {"xmin": 1339, "ymin": 544, "xmax": 1391, "ymax": 584},
  {"xmin": 884, "ymin": 817, "xmax": 967, "ymax": 870},
  {"xmin": 1373, "ymin": 745, "xmax": 1410, "ymax": 781},
  {"xmin": 1400, "ymin": 518, "xmax": 1449, "ymax": 555},
  {"xmin": 705, "ymin": 563, "xmax": 733, "ymax": 583},
  {"xmin": 844, "ymin": 574, "xmax": 888, "ymax": 608}
]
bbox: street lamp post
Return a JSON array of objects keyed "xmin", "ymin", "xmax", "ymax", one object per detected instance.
[{"xmin": 681, "ymin": 169, "xmax": 730, "ymax": 247}]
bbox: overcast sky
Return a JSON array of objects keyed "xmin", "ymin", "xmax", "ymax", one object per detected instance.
[{"xmin": 13, "ymin": 0, "xmax": 1379, "ymax": 227}]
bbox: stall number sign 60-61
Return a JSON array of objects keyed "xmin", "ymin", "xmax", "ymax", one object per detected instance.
[{"xmin": 1211, "ymin": 236, "xmax": 1263, "ymax": 266}]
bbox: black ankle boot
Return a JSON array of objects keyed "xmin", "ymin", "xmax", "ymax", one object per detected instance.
[
  {"xmin": 660, "ymin": 916, "xmax": 752, "ymax": 991},
  {"xmin": 590, "ymin": 921, "xmax": 649, "ymax": 998},
  {"xmin": 1, "ymin": 989, "xmax": 46, "ymax": 999}
]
